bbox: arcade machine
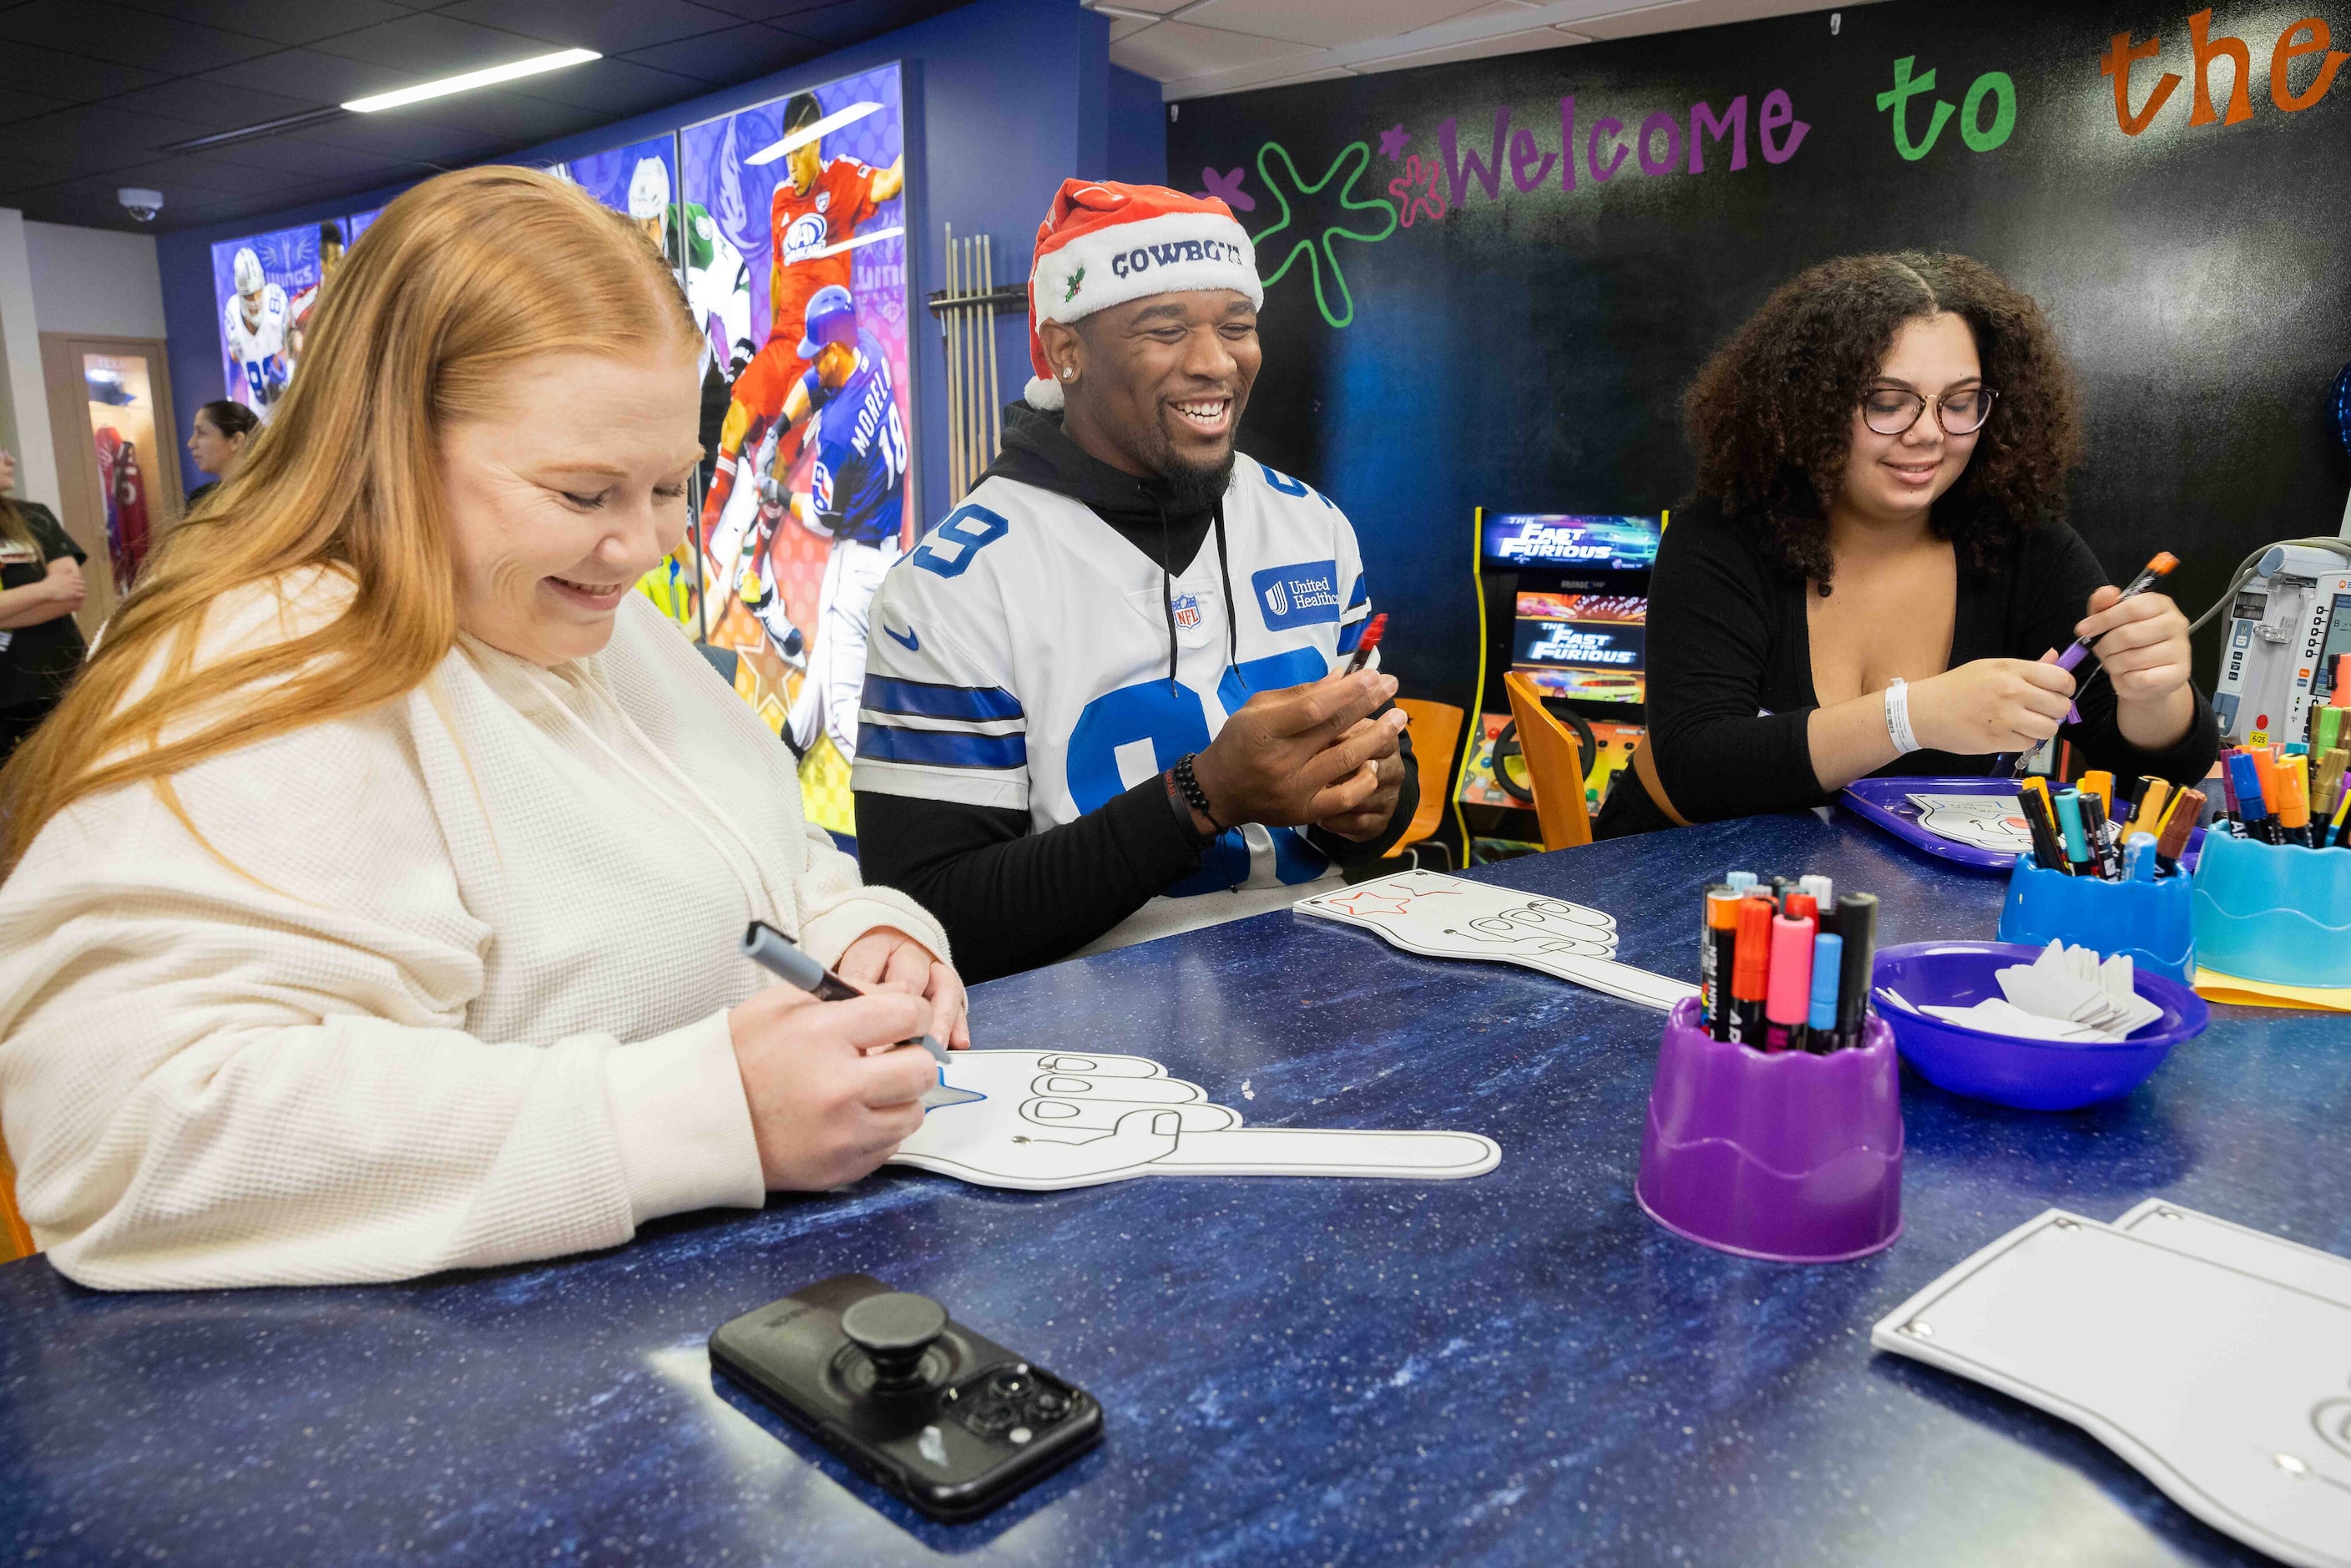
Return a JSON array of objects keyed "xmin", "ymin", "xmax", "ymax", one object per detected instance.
[{"xmin": 1456, "ymin": 510, "xmax": 1663, "ymax": 858}]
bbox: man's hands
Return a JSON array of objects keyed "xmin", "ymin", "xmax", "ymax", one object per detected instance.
[
  {"xmin": 1186, "ymin": 668, "xmax": 1409, "ymax": 833},
  {"xmin": 836, "ymin": 926, "xmax": 968, "ymax": 1048},
  {"xmin": 728, "ymin": 984, "xmax": 938, "ymax": 1191}
]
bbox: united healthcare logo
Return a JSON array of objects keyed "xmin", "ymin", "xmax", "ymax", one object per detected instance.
[{"xmin": 1254, "ymin": 559, "xmax": 1341, "ymax": 630}]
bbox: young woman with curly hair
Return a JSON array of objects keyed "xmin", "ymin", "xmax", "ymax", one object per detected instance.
[{"xmin": 1597, "ymin": 252, "xmax": 2217, "ymax": 838}]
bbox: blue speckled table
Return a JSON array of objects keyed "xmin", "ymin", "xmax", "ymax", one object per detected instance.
[{"xmin": 5, "ymin": 812, "xmax": 2343, "ymax": 1566}]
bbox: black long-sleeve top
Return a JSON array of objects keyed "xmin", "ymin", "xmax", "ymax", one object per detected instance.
[
  {"xmin": 1615, "ymin": 498, "xmax": 2217, "ymax": 830},
  {"xmin": 856, "ymin": 407, "xmax": 1417, "ymax": 982}
]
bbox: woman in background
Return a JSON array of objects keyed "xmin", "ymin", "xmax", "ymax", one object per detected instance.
[
  {"xmin": 0, "ymin": 448, "xmax": 88, "ymax": 761},
  {"xmin": 1602, "ymin": 251, "xmax": 2216, "ymax": 837},
  {"xmin": 184, "ymin": 398, "xmax": 258, "ymax": 508},
  {"xmin": 0, "ymin": 168, "xmax": 966, "ymax": 1292}
]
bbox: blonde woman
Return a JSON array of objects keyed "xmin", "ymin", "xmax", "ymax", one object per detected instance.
[{"xmin": 0, "ymin": 168, "xmax": 968, "ymax": 1291}]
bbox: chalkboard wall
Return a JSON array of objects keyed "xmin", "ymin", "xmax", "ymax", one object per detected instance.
[{"xmin": 1170, "ymin": 0, "xmax": 2351, "ymax": 713}]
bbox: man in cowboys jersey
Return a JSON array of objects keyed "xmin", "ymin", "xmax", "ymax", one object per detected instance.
[{"xmin": 853, "ymin": 180, "xmax": 1414, "ymax": 980}]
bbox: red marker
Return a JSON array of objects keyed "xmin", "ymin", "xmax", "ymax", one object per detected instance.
[{"xmin": 1343, "ymin": 612, "xmax": 1388, "ymax": 675}]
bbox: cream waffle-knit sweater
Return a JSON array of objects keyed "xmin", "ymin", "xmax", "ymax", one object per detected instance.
[{"xmin": 0, "ymin": 569, "xmax": 948, "ymax": 1290}]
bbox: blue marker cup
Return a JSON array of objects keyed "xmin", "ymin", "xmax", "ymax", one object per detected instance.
[
  {"xmin": 1996, "ymin": 857, "xmax": 2193, "ymax": 982},
  {"xmin": 2192, "ymin": 832, "xmax": 2351, "ymax": 989}
]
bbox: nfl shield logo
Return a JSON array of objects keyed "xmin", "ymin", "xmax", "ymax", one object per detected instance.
[{"xmin": 1172, "ymin": 593, "xmax": 1202, "ymax": 630}]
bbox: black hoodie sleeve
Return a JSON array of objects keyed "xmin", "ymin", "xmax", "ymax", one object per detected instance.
[
  {"xmin": 854, "ymin": 776, "xmax": 1208, "ymax": 984},
  {"xmin": 857, "ymin": 715, "xmax": 1418, "ymax": 983}
]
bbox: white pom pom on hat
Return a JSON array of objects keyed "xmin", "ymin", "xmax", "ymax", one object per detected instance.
[{"xmin": 1022, "ymin": 180, "xmax": 1262, "ymax": 412}]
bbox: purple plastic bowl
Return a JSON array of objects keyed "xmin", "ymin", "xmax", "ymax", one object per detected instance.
[
  {"xmin": 1635, "ymin": 999, "xmax": 1903, "ymax": 1263},
  {"xmin": 1871, "ymin": 940, "xmax": 2208, "ymax": 1112}
]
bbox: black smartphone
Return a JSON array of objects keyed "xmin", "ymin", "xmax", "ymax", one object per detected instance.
[{"xmin": 709, "ymin": 1273, "xmax": 1103, "ymax": 1522}]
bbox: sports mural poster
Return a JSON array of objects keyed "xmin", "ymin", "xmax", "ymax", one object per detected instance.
[
  {"xmin": 209, "ymin": 217, "xmax": 357, "ymax": 426},
  {"xmin": 681, "ymin": 61, "xmax": 915, "ymax": 836},
  {"xmin": 549, "ymin": 134, "xmax": 702, "ymax": 639}
]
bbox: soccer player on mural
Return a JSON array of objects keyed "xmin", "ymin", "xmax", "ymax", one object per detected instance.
[
  {"xmin": 730, "ymin": 286, "xmax": 909, "ymax": 764},
  {"xmin": 286, "ymin": 220, "xmax": 348, "ymax": 364},
  {"xmin": 223, "ymin": 246, "xmax": 291, "ymax": 422},
  {"xmin": 699, "ymin": 91, "xmax": 903, "ymax": 661},
  {"xmin": 852, "ymin": 181, "xmax": 1418, "ymax": 981}
]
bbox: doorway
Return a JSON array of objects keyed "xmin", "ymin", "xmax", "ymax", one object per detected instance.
[{"xmin": 39, "ymin": 331, "xmax": 185, "ymax": 635}]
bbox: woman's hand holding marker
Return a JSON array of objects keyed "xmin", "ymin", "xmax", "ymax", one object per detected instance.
[
  {"xmin": 1906, "ymin": 658, "xmax": 2077, "ymax": 756},
  {"xmin": 2073, "ymin": 582, "xmax": 2195, "ymax": 706}
]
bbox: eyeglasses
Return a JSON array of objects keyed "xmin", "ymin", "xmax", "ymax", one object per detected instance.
[{"xmin": 1860, "ymin": 384, "xmax": 1998, "ymax": 437}]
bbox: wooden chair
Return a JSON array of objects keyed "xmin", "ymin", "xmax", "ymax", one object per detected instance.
[
  {"xmin": 1, "ymin": 1130, "xmax": 33, "ymax": 1262},
  {"xmin": 1386, "ymin": 698, "xmax": 1464, "ymax": 870},
  {"xmin": 1502, "ymin": 670, "xmax": 1595, "ymax": 852}
]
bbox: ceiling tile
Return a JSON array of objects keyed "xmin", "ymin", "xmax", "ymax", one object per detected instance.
[
  {"xmin": 1110, "ymin": 19, "xmax": 1320, "ymax": 81},
  {"xmin": 438, "ymin": 0, "xmax": 748, "ymax": 56},
  {"xmin": 309, "ymin": 11, "xmax": 588, "ymax": 72},
  {"xmin": 200, "ymin": 47, "xmax": 421, "ymax": 104},
  {"xmin": 1348, "ymin": 24, "xmax": 1581, "ymax": 73},
  {"xmin": 0, "ymin": 2, "xmax": 285, "ymax": 73},
  {"xmin": 1571, "ymin": 0, "xmax": 1856, "ymax": 41},
  {"xmin": 1108, "ymin": 16, "xmax": 1157, "ymax": 43},
  {"xmin": 1178, "ymin": 0, "xmax": 1489, "ymax": 49},
  {"xmin": 4, "ymin": 105, "xmax": 217, "ymax": 172},
  {"xmin": 294, "ymin": 111, "xmax": 502, "ymax": 166},
  {"xmin": 501, "ymin": 56, "xmax": 701, "ymax": 114},
  {"xmin": 619, "ymin": 20, "xmax": 818, "ymax": 83},
  {"xmin": 105, "ymin": 76, "xmax": 337, "ymax": 130},
  {"xmin": 1084, "ymin": 0, "xmax": 1191, "ymax": 16},
  {"xmin": 113, "ymin": 0, "xmax": 413, "ymax": 48},
  {"xmin": 0, "ymin": 89, "xmax": 75, "ymax": 128},
  {"xmin": 692, "ymin": 0, "xmax": 950, "ymax": 21},
  {"xmin": 777, "ymin": 0, "xmax": 970, "ymax": 48},
  {"xmin": 0, "ymin": 39, "xmax": 172, "ymax": 103},
  {"xmin": 111, "ymin": 154, "xmax": 326, "ymax": 200},
  {"xmin": 1168, "ymin": 62, "xmax": 1355, "ymax": 99}
]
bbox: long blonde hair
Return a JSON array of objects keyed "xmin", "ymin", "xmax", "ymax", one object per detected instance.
[{"xmin": 0, "ymin": 166, "xmax": 698, "ymax": 873}]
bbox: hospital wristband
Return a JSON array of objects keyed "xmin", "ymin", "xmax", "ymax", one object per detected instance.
[{"xmin": 1883, "ymin": 676, "xmax": 1921, "ymax": 756}]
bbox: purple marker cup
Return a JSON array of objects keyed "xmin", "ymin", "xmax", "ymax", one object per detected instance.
[{"xmin": 1636, "ymin": 998, "xmax": 1903, "ymax": 1262}]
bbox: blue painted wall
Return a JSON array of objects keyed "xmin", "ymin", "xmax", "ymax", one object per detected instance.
[
  {"xmin": 1109, "ymin": 66, "xmax": 1169, "ymax": 188},
  {"xmin": 158, "ymin": 0, "xmax": 1167, "ymax": 524}
]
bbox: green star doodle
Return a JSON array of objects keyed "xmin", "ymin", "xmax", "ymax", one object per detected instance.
[{"xmin": 1250, "ymin": 140, "xmax": 1397, "ymax": 330}]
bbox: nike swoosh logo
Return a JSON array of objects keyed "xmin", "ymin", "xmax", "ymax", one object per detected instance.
[{"xmin": 883, "ymin": 623, "xmax": 919, "ymax": 652}]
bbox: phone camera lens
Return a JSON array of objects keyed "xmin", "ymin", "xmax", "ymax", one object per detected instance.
[
  {"xmin": 963, "ymin": 1399, "xmax": 1016, "ymax": 1435},
  {"xmin": 1028, "ymin": 1388, "xmax": 1069, "ymax": 1421},
  {"xmin": 992, "ymin": 1372, "xmax": 1029, "ymax": 1397}
]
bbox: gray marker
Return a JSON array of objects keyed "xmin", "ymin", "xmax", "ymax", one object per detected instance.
[{"xmin": 741, "ymin": 920, "xmax": 950, "ymax": 1065}]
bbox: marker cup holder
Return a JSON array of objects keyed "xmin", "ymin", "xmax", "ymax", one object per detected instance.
[
  {"xmin": 1635, "ymin": 999, "xmax": 1902, "ymax": 1263},
  {"xmin": 1996, "ymin": 858, "xmax": 2194, "ymax": 983},
  {"xmin": 2192, "ymin": 832, "xmax": 2351, "ymax": 989}
]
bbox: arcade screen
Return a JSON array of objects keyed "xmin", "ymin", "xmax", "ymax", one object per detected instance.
[
  {"xmin": 1482, "ymin": 513, "xmax": 1659, "ymax": 573},
  {"xmin": 1511, "ymin": 589, "xmax": 1646, "ymax": 706}
]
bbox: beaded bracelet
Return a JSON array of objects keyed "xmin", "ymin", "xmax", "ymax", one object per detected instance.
[{"xmin": 1172, "ymin": 752, "xmax": 1224, "ymax": 832}]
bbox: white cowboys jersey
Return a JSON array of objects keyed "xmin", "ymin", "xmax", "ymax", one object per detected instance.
[
  {"xmin": 853, "ymin": 458, "xmax": 1379, "ymax": 948},
  {"xmin": 223, "ymin": 285, "xmax": 291, "ymax": 418}
]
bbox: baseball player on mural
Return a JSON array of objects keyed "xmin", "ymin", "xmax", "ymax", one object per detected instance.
[
  {"xmin": 699, "ymin": 90, "xmax": 904, "ymax": 649},
  {"xmin": 729, "ymin": 286, "xmax": 909, "ymax": 763},
  {"xmin": 222, "ymin": 247, "xmax": 291, "ymax": 422}
]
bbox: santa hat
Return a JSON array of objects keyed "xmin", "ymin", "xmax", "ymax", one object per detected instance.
[{"xmin": 1023, "ymin": 179, "xmax": 1262, "ymax": 411}]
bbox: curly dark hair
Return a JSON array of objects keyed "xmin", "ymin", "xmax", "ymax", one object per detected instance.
[{"xmin": 1684, "ymin": 252, "xmax": 2081, "ymax": 585}]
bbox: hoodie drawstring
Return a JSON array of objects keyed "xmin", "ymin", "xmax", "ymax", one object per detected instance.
[
  {"xmin": 1155, "ymin": 490, "xmax": 1180, "ymax": 693},
  {"xmin": 1211, "ymin": 499, "xmax": 1237, "ymax": 676}
]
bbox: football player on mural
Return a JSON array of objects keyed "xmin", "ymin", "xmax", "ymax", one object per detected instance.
[
  {"xmin": 726, "ymin": 286, "xmax": 908, "ymax": 763},
  {"xmin": 222, "ymin": 247, "xmax": 291, "ymax": 422},
  {"xmin": 698, "ymin": 90, "xmax": 903, "ymax": 642}
]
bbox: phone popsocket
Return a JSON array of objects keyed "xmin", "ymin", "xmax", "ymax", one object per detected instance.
[{"xmin": 711, "ymin": 1274, "xmax": 1102, "ymax": 1521}]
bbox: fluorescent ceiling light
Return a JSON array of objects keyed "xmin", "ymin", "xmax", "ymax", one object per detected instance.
[
  {"xmin": 745, "ymin": 101, "xmax": 884, "ymax": 165},
  {"xmin": 343, "ymin": 47, "xmax": 600, "ymax": 114}
]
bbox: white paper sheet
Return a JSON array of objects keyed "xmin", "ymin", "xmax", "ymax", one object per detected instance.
[
  {"xmin": 1873, "ymin": 1209, "xmax": 2351, "ymax": 1567},
  {"xmin": 1291, "ymin": 868, "xmax": 1696, "ymax": 1012},
  {"xmin": 1904, "ymin": 792, "xmax": 2035, "ymax": 855},
  {"xmin": 889, "ymin": 1050, "xmax": 1501, "ymax": 1191}
]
